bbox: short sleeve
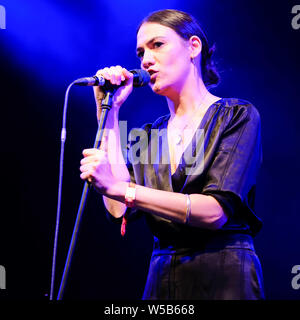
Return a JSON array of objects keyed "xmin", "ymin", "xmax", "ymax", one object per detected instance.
[{"xmin": 202, "ymin": 103, "xmax": 262, "ymax": 233}]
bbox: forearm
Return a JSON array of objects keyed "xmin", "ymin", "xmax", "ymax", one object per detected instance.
[
  {"xmin": 107, "ymin": 182, "xmax": 228, "ymax": 230},
  {"xmin": 92, "ymin": 66, "xmax": 134, "ymax": 218},
  {"xmin": 100, "ymin": 108, "xmax": 130, "ymax": 217},
  {"xmin": 103, "ymin": 196, "xmax": 126, "ymax": 219},
  {"xmin": 101, "ymin": 109, "xmax": 129, "ymax": 176}
]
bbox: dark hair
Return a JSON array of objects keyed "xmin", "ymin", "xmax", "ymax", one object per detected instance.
[{"xmin": 137, "ymin": 9, "xmax": 220, "ymax": 88}]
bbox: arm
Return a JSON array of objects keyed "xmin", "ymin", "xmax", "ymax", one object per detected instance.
[
  {"xmin": 105, "ymin": 181, "xmax": 228, "ymax": 230},
  {"xmin": 92, "ymin": 66, "xmax": 133, "ymax": 218},
  {"xmin": 81, "ymin": 135, "xmax": 227, "ymax": 229},
  {"xmin": 101, "ymin": 109, "xmax": 129, "ymax": 219},
  {"xmin": 81, "ymin": 118, "xmax": 227, "ymax": 229}
]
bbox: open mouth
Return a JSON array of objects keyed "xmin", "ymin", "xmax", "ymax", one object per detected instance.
[{"xmin": 148, "ymin": 70, "xmax": 158, "ymax": 83}]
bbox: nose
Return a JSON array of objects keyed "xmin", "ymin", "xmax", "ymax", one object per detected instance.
[{"xmin": 141, "ymin": 49, "xmax": 155, "ymax": 70}]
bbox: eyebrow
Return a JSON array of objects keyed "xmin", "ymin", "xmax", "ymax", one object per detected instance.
[{"xmin": 136, "ymin": 36, "xmax": 167, "ymax": 55}]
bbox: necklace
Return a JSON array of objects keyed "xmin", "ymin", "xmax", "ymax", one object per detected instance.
[{"xmin": 168, "ymin": 92, "xmax": 209, "ymax": 146}]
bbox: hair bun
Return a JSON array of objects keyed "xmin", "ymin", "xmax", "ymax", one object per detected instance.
[{"xmin": 207, "ymin": 45, "xmax": 216, "ymax": 59}]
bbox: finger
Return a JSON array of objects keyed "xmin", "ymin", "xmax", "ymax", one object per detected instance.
[
  {"xmin": 98, "ymin": 67, "xmax": 112, "ymax": 80},
  {"xmin": 95, "ymin": 66, "xmax": 131, "ymax": 86},
  {"xmin": 116, "ymin": 66, "xmax": 126, "ymax": 82},
  {"xmin": 80, "ymin": 171, "xmax": 93, "ymax": 181},
  {"xmin": 82, "ymin": 149, "xmax": 95, "ymax": 157},
  {"xmin": 122, "ymin": 68, "xmax": 133, "ymax": 79},
  {"xmin": 122, "ymin": 68, "xmax": 134, "ymax": 85},
  {"xmin": 82, "ymin": 148, "xmax": 105, "ymax": 157},
  {"xmin": 108, "ymin": 66, "xmax": 118, "ymax": 85},
  {"xmin": 80, "ymin": 151, "xmax": 105, "ymax": 163},
  {"xmin": 80, "ymin": 155, "xmax": 101, "ymax": 165},
  {"xmin": 108, "ymin": 66, "xmax": 124, "ymax": 85},
  {"xmin": 80, "ymin": 163, "xmax": 97, "ymax": 173},
  {"xmin": 98, "ymin": 66, "xmax": 118, "ymax": 85},
  {"xmin": 114, "ymin": 65, "xmax": 126, "ymax": 84}
]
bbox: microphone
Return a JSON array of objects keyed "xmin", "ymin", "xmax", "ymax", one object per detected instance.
[{"xmin": 73, "ymin": 69, "xmax": 150, "ymax": 88}]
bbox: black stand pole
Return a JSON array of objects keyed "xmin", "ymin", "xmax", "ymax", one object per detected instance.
[{"xmin": 57, "ymin": 91, "xmax": 114, "ymax": 300}]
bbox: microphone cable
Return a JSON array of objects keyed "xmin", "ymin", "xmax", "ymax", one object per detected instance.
[{"xmin": 49, "ymin": 81, "xmax": 75, "ymax": 300}]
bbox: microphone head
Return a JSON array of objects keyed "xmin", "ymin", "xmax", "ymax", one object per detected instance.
[{"xmin": 130, "ymin": 69, "xmax": 150, "ymax": 87}]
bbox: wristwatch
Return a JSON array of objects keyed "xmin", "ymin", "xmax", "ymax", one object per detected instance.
[{"xmin": 125, "ymin": 182, "xmax": 136, "ymax": 208}]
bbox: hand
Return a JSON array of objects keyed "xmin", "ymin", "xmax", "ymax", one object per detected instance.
[
  {"xmin": 93, "ymin": 66, "xmax": 134, "ymax": 112},
  {"xmin": 80, "ymin": 148, "xmax": 119, "ymax": 195}
]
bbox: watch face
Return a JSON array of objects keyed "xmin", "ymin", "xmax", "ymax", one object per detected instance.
[
  {"xmin": 125, "ymin": 184, "xmax": 136, "ymax": 202},
  {"xmin": 126, "ymin": 187, "xmax": 136, "ymax": 199}
]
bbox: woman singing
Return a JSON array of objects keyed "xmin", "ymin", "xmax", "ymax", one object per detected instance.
[{"xmin": 79, "ymin": 9, "xmax": 265, "ymax": 300}]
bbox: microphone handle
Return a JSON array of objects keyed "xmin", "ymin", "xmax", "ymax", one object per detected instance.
[{"xmin": 73, "ymin": 76, "xmax": 105, "ymax": 86}]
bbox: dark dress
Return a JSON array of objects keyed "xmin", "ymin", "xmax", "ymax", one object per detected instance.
[{"xmin": 109, "ymin": 98, "xmax": 265, "ymax": 300}]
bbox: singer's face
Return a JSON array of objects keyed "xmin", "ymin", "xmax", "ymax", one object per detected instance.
[{"xmin": 136, "ymin": 23, "xmax": 192, "ymax": 96}]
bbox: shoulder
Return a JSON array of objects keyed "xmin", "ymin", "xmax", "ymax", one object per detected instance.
[
  {"xmin": 214, "ymin": 98, "xmax": 261, "ymax": 130},
  {"xmin": 219, "ymin": 98, "xmax": 260, "ymax": 119}
]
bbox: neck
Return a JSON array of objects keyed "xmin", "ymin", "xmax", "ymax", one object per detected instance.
[{"xmin": 166, "ymin": 71, "xmax": 210, "ymax": 120}]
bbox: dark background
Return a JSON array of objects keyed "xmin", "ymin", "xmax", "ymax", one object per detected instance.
[{"xmin": 0, "ymin": 0, "xmax": 299, "ymax": 300}]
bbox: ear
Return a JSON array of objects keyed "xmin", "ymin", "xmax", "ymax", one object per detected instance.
[{"xmin": 189, "ymin": 35, "xmax": 202, "ymax": 59}]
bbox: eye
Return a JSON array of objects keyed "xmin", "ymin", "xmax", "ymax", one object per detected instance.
[
  {"xmin": 153, "ymin": 41, "xmax": 163, "ymax": 48},
  {"xmin": 137, "ymin": 50, "xmax": 144, "ymax": 59}
]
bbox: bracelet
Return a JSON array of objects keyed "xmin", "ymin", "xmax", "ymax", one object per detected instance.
[{"xmin": 185, "ymin": 194, "xmax": 191, "ymax": 224}]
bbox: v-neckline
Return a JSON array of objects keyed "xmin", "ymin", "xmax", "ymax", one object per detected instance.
[{"xmin": 165, "ymin": 98, "xmax": 223, "ymax": 177}]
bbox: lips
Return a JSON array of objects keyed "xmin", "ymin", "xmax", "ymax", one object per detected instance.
[{"xmin": 148, "ymin": 70, "xmax": 158, "ymax": 83}]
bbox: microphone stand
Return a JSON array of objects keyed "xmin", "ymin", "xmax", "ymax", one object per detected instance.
[{"xmin": 56, "ymin": 90, "xmax": 115, "ymax": 300}]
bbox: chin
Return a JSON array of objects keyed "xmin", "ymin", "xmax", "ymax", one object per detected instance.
[
  {"xmin": 153, "ymin": 85, "xmax": 162, "ymax": 94},
  {"xmin": 151, "ymin": 81, "xmax": 169, "ymax": 96}
]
